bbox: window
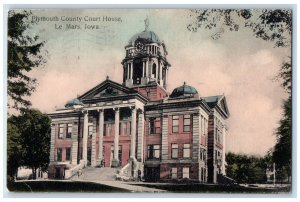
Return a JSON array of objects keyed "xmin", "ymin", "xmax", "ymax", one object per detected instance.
[
  {"xmin": 216, "ymin": 129, "xmax": 221, "ymax": 144},
  {"xmin": 182, "ymin": 167, "xmax": 189, "ymax": 179},
  {"xmin": 121, "ymin": 122, "xmax": 128, "ymax": 136},
  {"xmin": 88, "ymin": 125, "xmax": 93, "ymax": 138},
  {"xmin": 183, "ymin": 115, "xmax": 191, "ymax": 132},
  {"xmin": 58, "ymin": 124, "xmax": 64, "ymax": 139},
  {"xmin": 149, "ymin": 118, "xmax": 161, "ymax": 134},
  {"xmin": 200, "ymin": 148, "xmax": 206, "ymax": 161},
  {"xmin": 118, "ymin": 145, "xmax": 122, "ymax": 164},
  {"xmin": 79, "ymin": 147, "xmax": 83, "ymax": 160},
  {"xmin": 152, "ymin": 64, "xmax": 156, "ymax": 78},
  {"xmin": 147, "ymin": 145, "xmax": 160, "ymax": 159},
  {"xmin": 66, "ymin": 123, "xmax": 72, "ymax": 138},
  {"xmin": 171, "ymin": 144, "xmax": 178, "ymax": 159},
  {"xmin": 155, "ymin": 119, "xmax": 161, "ymax": 133},
  {"xmin": 149, "ymin": 119, "xmax": 155, "ymax": 134},
  {"xmin": 215, "ymin": 150, "xmax": 218, "ymax": 164},
  {"xmin": 104, "ymin": 124, "xmax": 113, "ymax": 136},
  {"xmin": 66, "ymin": 147, "xmax": 71, "ymax": 161},
  {"xmin": 183, "ymin": 143, "xmax": 190, "ymax": 158},
  {"xmin": 172, "ymin": 115, "xmax": 179, "ymax": 133},
  {"xmin": 57, "ymin": 148, "xmax": 62, "ymax": 162},
  {"xmin": 201, "ymin": 167, "xmax": 206, "ymax": 182},
  {"xmin": 171, "ymin": 168, "xmax": 177, "ymax": 179}
]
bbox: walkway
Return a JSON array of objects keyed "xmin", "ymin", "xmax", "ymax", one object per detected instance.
[{"xmin": 73, "ymin": 167, "xmax": 166, "ymax": 193}]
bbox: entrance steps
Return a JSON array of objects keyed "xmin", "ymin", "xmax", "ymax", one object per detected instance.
[{"xmin": 73, "ymin": 167, "xmax": 118, "ymax": 181}]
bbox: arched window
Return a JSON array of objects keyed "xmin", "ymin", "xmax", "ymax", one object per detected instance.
[{"xmin": 152, "ymin": 63, "xmax": 156, "ymax": 78}]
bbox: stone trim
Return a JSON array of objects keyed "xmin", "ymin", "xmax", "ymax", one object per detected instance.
[
  {"xmin": 49, "ymin": 124, "xmax": 56, "ymax": 163},
  {"xmin": 161, "ymin": 115, "xmax": 168, "ymax": 160}
]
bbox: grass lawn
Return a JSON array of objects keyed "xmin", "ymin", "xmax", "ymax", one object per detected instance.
[
  {"xmin": 7, "ymin": 180, "xmax": 129, "ymax": 192},
  {"xmin": 131, "ymin": 183, "xmax": 291, "ymax": 194}
]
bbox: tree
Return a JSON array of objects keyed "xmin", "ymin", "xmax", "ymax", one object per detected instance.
[
  {"xmin": 273, "ymin": 61, "xmax": 292, "ymax": 182},
  {"xmin": 8, "ymin": 10, "xmax": 46, "ymax": 111},
  {"xmin": 226, "ymin": 152, "xmax": 270, "ymax": 183},
  {"xmin": 187, "ymin": 9, "xmax": 291, "ymax": 47},
  {"xmin": 187, "ymin": 9, "xmax": 292, "ymax": 182},
  {"xmin": 18, "ymin": 109, "xmax": 51, "ymax": 179},
  {"xmin": 7, "ymin": 117, "xmax": 22, "ymax": 180},
  {"xmin": 7, "ymin": 109, "xmax": 51, "ymax": 180}
]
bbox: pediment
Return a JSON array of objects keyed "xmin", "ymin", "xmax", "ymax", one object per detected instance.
[
  {"xmin": 217, "ymin": 96, "xmax": 230, "ymax": 117},
  {"xmin": 78, "ymin": 79, "xmax": 135, "ymax": 100}
]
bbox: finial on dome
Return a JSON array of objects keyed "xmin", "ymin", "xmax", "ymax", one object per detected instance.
[
  {"xmin": 184, "ymin": 81, "xmax": 186, "ymax": 85},
  {"xmin": 144, "ymin": 16, "xmax": 149, "ymax": 31},
  {"xmin": 106, "ymin": 76, "xmax": 109, "ymax": 80}
]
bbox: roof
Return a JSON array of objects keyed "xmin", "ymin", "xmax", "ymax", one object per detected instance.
[
  {"xmin": 203, "ymin": 95, "xmax": 230, "ymax": 118},
  {"xmin": 128, "ymin": 30, "xmax": 161, "ymax": 46},
  {"xmin": 170, "ymin": 82, "xmax": 198, "ymax": 98},
  {"xmin": 65, "ymin": 98, "xmax": 84, "ymax": 108},
  {"xmin": 203, "ymin": 95, "xmax": 223, "ymax": 108}
]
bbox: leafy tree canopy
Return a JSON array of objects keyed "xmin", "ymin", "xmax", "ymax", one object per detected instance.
[
  {"xmin": 187, "ymin": 9, "xmax": 291, "ymax": 47},
  {"xmin": 7, "ymin": 109, "xmax": 51, "ymax": 180},
  {"xmin": 8, "ymin": 10, "xmax": 46, "ymax": 111}
]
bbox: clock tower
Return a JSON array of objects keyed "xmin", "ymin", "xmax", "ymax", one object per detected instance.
[{"xmin": 121, "ymin": 18, "xmax": 170, "ymax": 100}]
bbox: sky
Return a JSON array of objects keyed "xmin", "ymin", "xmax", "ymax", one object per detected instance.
[{"xmin": 20, "ymin": 9, "xmax": 290, "ymax": 156}]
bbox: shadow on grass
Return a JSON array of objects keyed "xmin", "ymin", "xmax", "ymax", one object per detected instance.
[
  {"xmin": 7, "ymin": 180, "xmax": 129, "ymax": 193},
  {"xmin": 131, "ymin": 183, "xmax": 291, "ymax": 194}
]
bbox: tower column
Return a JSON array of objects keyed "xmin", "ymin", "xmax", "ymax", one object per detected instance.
[
  {"xmin": 130, "ymin": 62, "xmax": 133, "ymax": 79},
  {"xmin": 159, "ymin": 62, "xmax": 163, "ymax": 85},
  {"xmin": 112, "ymin": 108, "xmax": 120, "ymax": 167},
  {"xmin": 146, "ymin": 59, "xmax": 149, "ymax": 82},
  {"xmin": 142, "ymin": 61, "xmax": 145, "ymax": 77},
  {"xmin": 127, "ymin": 63, "xmax": 130, "ymax": 80}
]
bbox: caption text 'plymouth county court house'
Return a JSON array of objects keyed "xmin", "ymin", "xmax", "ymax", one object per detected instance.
[{"xmin": 48, "ymin": 19, "xmax": 230, "ymax": 183}]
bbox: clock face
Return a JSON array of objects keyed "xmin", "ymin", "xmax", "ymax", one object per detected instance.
[{"xmin": 135, "ymin": 40, "xmax": 145, "ymax": 52}]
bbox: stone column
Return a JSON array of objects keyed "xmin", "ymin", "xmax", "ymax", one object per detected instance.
[
  {"xmin": 142, "ymin": 61, "xmax": 145, "ymax": 77},
  {"xmin": 221, "ymin": 126, "xmax": 226, "ymax": 175},
  {"xmin": 130, "ymin": 107, "xmax": 137, "ymax": 158},
  {"xmin": 97, "ymin": 109, "xmax": 104, "ymax": 165},
  {"xmin": 165, "ymin": 69, "xmax": 168, "ymax": 89},
  {"xmin": 146, "ymin": 59, "xmax": 149, "ymax": 79},
  {"xmin": 112, "ymin": 108, "xmax": 120, "ymax": 167},
  {"xmin": 137, "ymin": 110, "xmax": 144, "ymax": 162},
  {"xmin": 127, "ymin": 63, "xmax": 130, "ymax": 80},
  {"xmin": 91, "ymin": 118, "xmax": 97, "ymax": 167},
  {"xmin": 49, "ymin": 123, "xmax": 56, "ymax": 163},
  {"xmin": 192, "ymin": 112, "xmax": 200, "ymax": 161},
  {"xmin": 159, "ymin": 62, "xmax": 163, "ymax": 85},
  {"xmin": 71, "ymin": 120, "xmax": 79, "ymax": 165},
  {"xmin": 130, "ymin": 63, "xmax": 133, "ymax": 80},
  {"xmin": 82, "ymin": 111, "xmax": 88, "ymax": 166}
]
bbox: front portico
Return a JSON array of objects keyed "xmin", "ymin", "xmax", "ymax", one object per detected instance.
[{"xmin": 48, "ymin": 79, "xmax": 147, "ymax": 178}]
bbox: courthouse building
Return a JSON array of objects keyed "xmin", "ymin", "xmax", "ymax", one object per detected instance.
[{"xmin": 48, "ymin": 19, "xmax": 230, "ymax": 183}]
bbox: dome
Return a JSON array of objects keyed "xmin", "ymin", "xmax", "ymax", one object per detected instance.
[
  {"xmin": 128, "ymin": 30, "xmax": 161, "ymax": 46},
  {"xmin": 170, "ymin": 82, "xmax": 198, "ymax": 98},
  {"xmin": 65, "ymin": 98, "xmax": 84, "ymax": 108}
]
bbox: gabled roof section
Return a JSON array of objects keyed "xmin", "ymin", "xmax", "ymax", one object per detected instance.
[
  {"xmin": 78, "ymin": 78, "xmax": 146, "ymax": 101},
  {"xmin": 203, "ymin": 95, "xmax": 230, "ymax": 118}
]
